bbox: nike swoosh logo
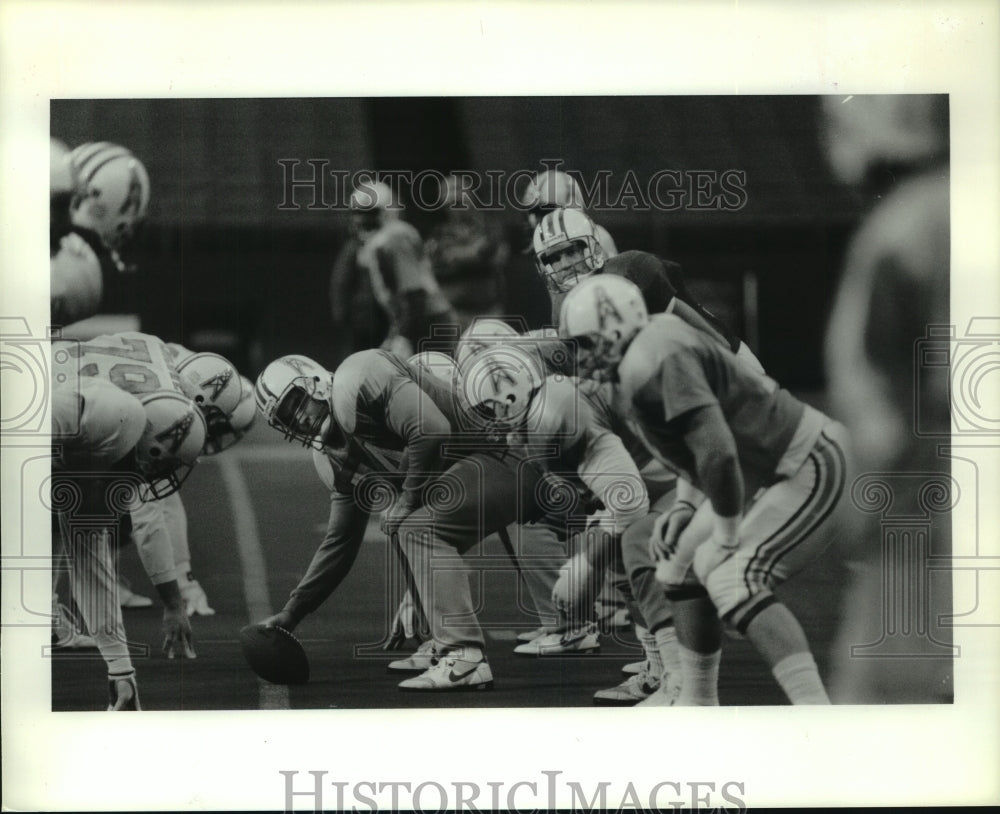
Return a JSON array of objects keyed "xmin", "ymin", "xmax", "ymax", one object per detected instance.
[{"xmin": 448, "ymin": 663, "xmax": 482, "ymax": 682}]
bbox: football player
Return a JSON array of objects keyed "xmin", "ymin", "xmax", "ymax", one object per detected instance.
[
  {"xmin": 330, "ymin": 180, "xmax": 458, "ymax": 359},
  {"xmin": 521, "ymin": 169, "xmax": 618, "ymax": 258},
  {"xmin": 462, "ymin": 344, "xmax": 685, "ymax": 704},
  {"xmin": 560, "ymin": 275, "xmax": 850, "ymax": 705},
  {"xmin": 51, "ymin": 333, "xmax": 242, "ymax": 644},
  {"xmin": 52, "ymin": 377, "xmax": 207, "ymax": 709},
  {"xmin": 50, "ymin": 141, "xmax": 150, "ymax": 326},
  {"xmin": 251, "ymin": 350, "xmax": 454, "ymax": 648}
]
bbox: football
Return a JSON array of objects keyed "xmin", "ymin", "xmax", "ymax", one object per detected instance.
[{"xmin": 238, "ymin": 624, "xmax": 310, "ymax": 685}]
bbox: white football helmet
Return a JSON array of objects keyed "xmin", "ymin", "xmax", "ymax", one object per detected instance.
[
  {"xmin": 200, "ymin": 373, "xmax": 256, "ymax": 455},
  {"xmin": 460, "ymin": 344, "xmax": 545, "ymax": 433},
  {"xmin": 350, "ymin": 180, "xmax": 398, "ymax": 243},
  {"xmin": 559, "ymin": 275, "xmax": 649, "ymax": 381},
  {"xmin": 175, "ymin": 352, "xmax": 243, "ymax": 452},
  {"xmin": 69, "ymin": 142, "xmax": 150, "ymax": 253},
  {"xmin": 408, "ymin": 351, "xmax": 459, "ymax": 388},
  {"xmin": 134, "ymin": 390, "xmax": 207, "ymax": 501},
  {"xmin": 532, "ymin": 208, "xmax": 607, "ymax": 294},
  {"xmin": 455, "ymin": 318, "xmax": 520, "ymax": 371},
  {"xmin": 254, "ymin": 355, "xmax": 334, "ymax": 448},
  {"xmin": 521, "ymin": 169, "xmax": 585, "ymax": 227}
]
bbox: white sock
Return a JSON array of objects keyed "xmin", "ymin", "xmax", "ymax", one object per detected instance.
[
  {"xmin": 772, "ymin": 652, "xmax": 830, "ymax": 704},
  {"xmin": 654, "ymin": 625, "xmax": 681, "ymax": 679},
  {"xmin": 677, "ymin": 645, "xmax": 720, "ymax": 705},
  {"xmin": 636, "ymin": 625, "xmax": 664, "ymax": 676}
]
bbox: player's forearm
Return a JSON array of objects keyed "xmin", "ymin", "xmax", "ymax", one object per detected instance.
[
  {"xmin": 682, "ymin": 406, "xmax": 744, "ymax": 519},
  {"xmin": 154, "ymin": 579, "xmax": 184, "ymax": 611},
  {"xmin": 129, "ymin": 499, "xmax": 180, "ymax": 585},
  {"xmin": 283, "ymin": 496, "xmax": 368, "ymax": 621},
  {"xmin": 579, "ymin": 431, "xmax": 649, "ymax": 533}
]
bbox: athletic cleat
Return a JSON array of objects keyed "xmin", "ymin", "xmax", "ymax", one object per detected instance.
[
  {"xmin": 51, "ymin": 603, "xmax": 97, "ymax": 649},
  {"xmin": 594, "ymin": 665, "xmax": 661, "ymax": 706},
  {"xmin": 513, "ymin": 624, "xmax": 600, "ymax": 656},
  {"xmin": 621, "ymin": 660, "xmax": 646, "ymax": 676},
  {"xmin": 398, "ymin": 648, "xmax": 493, "ymax": 691},
  {"xmin": 387, "ymin": 639, "xmax": 439, "ymax": 673},
  {"xmin": 107, "ymin": 672, "xmax": 142, "ymax": 711},
  {"xmin": 181, "ymin": 580, "xmax": 216, "ymax": 616},
  {"xmin": 515, "ymin": 627, "xmax": 548, "ymax": 643},
  {"xmin": 637, "ymin": 675, "xmax": 683, "ymax": 707}
]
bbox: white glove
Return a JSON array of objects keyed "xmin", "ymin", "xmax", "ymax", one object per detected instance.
[
  {"xmin": 386, "ymin": 589, "xmax": 428, "ymax": 650},
  {"xmin": 552, "ymin": 553, "xmax": 594, "ymax": 617}
]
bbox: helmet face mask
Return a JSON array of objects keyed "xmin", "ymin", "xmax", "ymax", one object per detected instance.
[
  {"xmin": 255, "ymin": 356, "xmax": 333, "ymax": 449},
  {"xmin": 533, "ymin": 209, "xmax": 606, "ymax": 294}
]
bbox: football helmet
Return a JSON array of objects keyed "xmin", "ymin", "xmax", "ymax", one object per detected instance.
[
  {"xmin": 559, "ymin": 275, "xmax": 649, "ymax": 381},
  {"xmin": 408, "ymin": 351, "xmax": 459, "ymax": 388},
  {"xmin": 134, "ymin": 390, "xmax": 207, "ymax": 501},
  {"xmin": 350, "ymin": 180, "xmax": 398, "ymax": 243},
  {"xmin": 455, "ymin": 318, "xmax": 520, "ymax": 371},
  {"xmin": 521, "ymin": 169, "xmax": 585, "ymax": 227},
  {"xmin": 460, "ymin": 344, "xmax": 545, "ymax": 433},
  {"xmin": 175, "ymin": 352, "xmax": 243, "ymax": 453},
  {"xmin": 533, "ymin": 208, "xmax": 607, "ymax": 294},
  {"xmin": 254, "ymin": 355, "xmax": 333, "ymax": 448},
  {"xmin": 69, "ymin": 141, "xmax": 150, "ymax": 253}
]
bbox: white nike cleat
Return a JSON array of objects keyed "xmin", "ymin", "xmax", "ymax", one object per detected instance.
[
  {"xmin": 621, "ymin": 660, "xmax": 645, "ymax": 676},
  {"xmin": 513, "ymin": 624, "xmax": 600, "ymax": 656},
  {"xmin": 397, "ymin": 647, "xmax": 493, "ymax": 691},
  {"xmin": 181, "ymin": 580, "xmax": 216, "ymax": 616},
  {"xmin": 594, "ymin": 664, "xmax": 661, "ymax": 706},
  {"xmin": 107, "ymin": 672, "xmax": 142, "ymax": 711},
  {"xmin": 515, "ymin": 627, "xmax": 548, "ymax": 643},
  {"xmin": 387, "ymin": 639, "xmax": 438, "ymax": 673}
]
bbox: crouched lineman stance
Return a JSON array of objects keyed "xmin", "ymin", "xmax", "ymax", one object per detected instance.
[
  {"xmin": 51, "ymin": 377, "xmax": 206, "ymax": 710},
  {"xmin": 560, "ymin": 276, "xmax": 850, "ymax": 705},
  {"xmin": 250, "ymin": 350, "xmax": 454, "ymax": 673}
]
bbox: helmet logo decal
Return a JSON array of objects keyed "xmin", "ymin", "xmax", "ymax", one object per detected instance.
[
  {"xmin": 199, "ymin": 368, "xmax": 234, "ymax": 402},
  {"xmin": 487, "ymin": 360, "xmax": 517, "ymax": 395},
  {"xmin": 594, "ymin": 285, "xmax": 624, "ymax": 330},
  {"xmin": 156, "ymin": 410, "xmax": 195, "ymax": 454},
  {"xmin": 283, "ymin": 357, "xmax": 311, "ymax": 376},
  {"xmin": 119, "ymin": 164, "xmax": 144, "ymax": 216}
]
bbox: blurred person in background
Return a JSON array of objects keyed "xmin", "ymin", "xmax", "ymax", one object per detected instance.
[
  {"xmin": 822, "ymin": 95, "xmax": 952, "ymax": 702},
  {"xmin": 425, "ymin": 174, "xmax": 509, "ymax": 334},
  {"xmin": 330, "ymin": 180, "xmax": 457, "ymax": 359}
]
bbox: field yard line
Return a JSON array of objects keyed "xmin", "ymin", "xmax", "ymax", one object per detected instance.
[{"xmin": 216, "ymin": 455, "xmax": 290, "ymax": 711}]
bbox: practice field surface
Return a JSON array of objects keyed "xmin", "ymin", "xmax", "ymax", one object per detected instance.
[{"xmin": 51, "ymin": 423, "xmax": 846, "ymax": 712}]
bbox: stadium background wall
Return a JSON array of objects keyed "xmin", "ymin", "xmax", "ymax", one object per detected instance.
[{"xmin": 52, "ymin": 97, "xmax": 865, "ymax": 387}]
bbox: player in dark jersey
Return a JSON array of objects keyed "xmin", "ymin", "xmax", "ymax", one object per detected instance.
[
  {"xmin": 532, "ymin": 207, "xmax": 746, "ymax": 358},
  {"xmin": 560, "ymin": 275, "xmax": 850, "ymax": 705}
]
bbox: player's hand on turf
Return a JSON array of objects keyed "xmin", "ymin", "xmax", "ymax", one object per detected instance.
[
  {"xmin": 552, "ymin": 553, "xmax": 594, "ymax": 617},
  {"xmin": 386, "ymin": 589, "xmax": 427, "ymax": 650},
  {"xmin": 260, "ymin": 610, "xmax": 296, "ymax": 631},
  {"xmin": 650, "ymin": 501, "xmax": 696, "ymax": 584},
  {"xmin": 162, "ymin": 605, "xmax": 196, "ymax": 659}
]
